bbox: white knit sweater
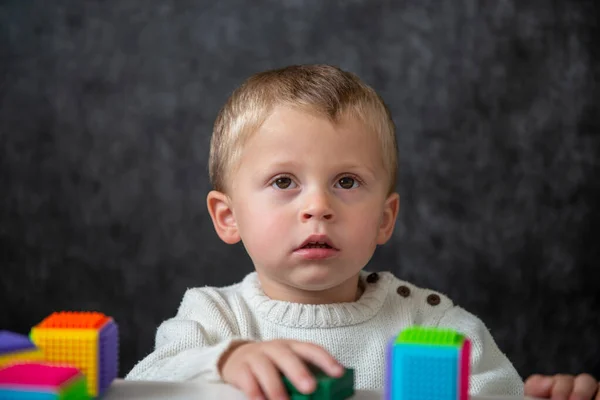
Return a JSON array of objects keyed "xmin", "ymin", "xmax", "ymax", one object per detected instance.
[{"xmin": 126, "ymin": 271, "xmax": 524, "ymax": 395}]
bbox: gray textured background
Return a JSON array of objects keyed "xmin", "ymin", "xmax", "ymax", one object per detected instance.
[{"xmin": 1, "ymin": 0, "xmax": 599, "ymax": 380}]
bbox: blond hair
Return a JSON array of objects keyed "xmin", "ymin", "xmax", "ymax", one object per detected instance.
[{"xmin": 209, "ymin": 64, "xmax": 398, "ymax": 194}]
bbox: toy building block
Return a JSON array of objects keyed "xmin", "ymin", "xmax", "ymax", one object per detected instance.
[
  {"xmin": 385, "ymin": 326, "xmax": 471, "ymax": 400},
  {"xmin": 282, "ymin": 365, "xmax": 354, "ymax": 400},
  {"xmin": 0, "ymin": 362, "xmax": 89, "ymax": 399},
  {"xmin": 29, "ymin": 312, "xmax": 119, "ymax": 398},
  {"xmin": 0, "ymin": 331, "xmax": 44, "ymax": 369}
]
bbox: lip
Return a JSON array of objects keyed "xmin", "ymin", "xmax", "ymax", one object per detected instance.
[
  {"xmin": 294, "ymin": 234, "xmax": 339, "ymax": 260},
  {"xmin": 297, "ymin": 234, "xmax": 338, "ymax": 250}
]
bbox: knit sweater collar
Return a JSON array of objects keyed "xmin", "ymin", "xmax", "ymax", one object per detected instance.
[{"xmin": 240, "ymin": 270, "xmax": 390, "ymax": 328}]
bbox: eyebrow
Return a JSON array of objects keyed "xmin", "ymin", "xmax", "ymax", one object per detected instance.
[
  {"xmin": 266, "ymin": 160, "xmax": 301, "ymax": 170},
  {"xmin": 265, "ymin": 161, "xmax": 379, "ymax": 178},
  {"xmin": 340, "ymin": 164, "xmax": 378, "ymax": 176}
]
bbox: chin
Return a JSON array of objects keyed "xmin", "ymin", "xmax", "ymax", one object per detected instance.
[{"xmin": 289, "ymin": 267, "xmax": 350, "ymax": 289}]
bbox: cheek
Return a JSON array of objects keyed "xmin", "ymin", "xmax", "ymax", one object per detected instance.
[
  {"xmin": 236, "ymin": 199, "xmax": 291, "ymax": 252},
  {"xmin": 345, "ymin": 206, "xmax": 384, "ymax": 244}
]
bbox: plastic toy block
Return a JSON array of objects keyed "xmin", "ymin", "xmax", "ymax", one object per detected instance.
[
  {"xmin": 282, "ymin": 366, "xmax": 354, "ymax": 399},
  {"xmin": 30, "ymin": 312, "xmax": 119, "ymax": 397},
  {"xmin": 35, "ymin": 312, "xmax": 109, "ymax": 329},
  {"xmin": 0, "ymin": 363, "xmax": 89, "ymax": 399},
  {"xmin": 0, "ymin": 331, "xmax": 44, "ymax": 369},
  {"xmin": 0, "ymin": 331, "xmax": 37, "ymax": 353},
  {"xmin": 395, "ymin": 327, "xmax": 465, "ymax": 346},
  {"xmin": 385, "ymin": 326, "xmax": 471, "ymax": 400}
]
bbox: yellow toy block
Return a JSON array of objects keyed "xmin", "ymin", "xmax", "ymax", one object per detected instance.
[{"xmin": 30, "ymin": 311, "xmax": 119, "ymax": 397}]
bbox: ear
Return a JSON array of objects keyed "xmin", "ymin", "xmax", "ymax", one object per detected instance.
[
  {"xmin": 206, "ymin": 190, "xmax": 241, "ymax": 244},
  {"xmin": 376, "ymin": 192, "xmax": 400, "ymax": 245}
]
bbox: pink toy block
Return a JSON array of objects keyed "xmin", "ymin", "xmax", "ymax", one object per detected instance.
[{"xmin": 0, "ymin": 363, "xmax": 89, "ymax": 399}]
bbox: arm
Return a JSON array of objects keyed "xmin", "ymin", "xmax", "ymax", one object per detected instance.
[
  {"xmin": 433, "ymin": 306, "xmax": 524, "ymax": 396},
  {"xmin": 125, "ymin": 288, "xmax": 244, "ymax": 382}
]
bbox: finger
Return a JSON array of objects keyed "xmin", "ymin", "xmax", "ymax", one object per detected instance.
[
  {"xmin": 251, "ymin": 353, "xmax": 290, "ymax": 400},
  {"xmin": 571, "ymin": 374, "xmax": 598, "ymax": 400},
  {"xmin": 289, "ymin": 341, "xmax": 344, "ymax": 377},
  {"xmin": 234, "ymin": 362, "xmax": 266, "ymax": 400},
  {"xmin": 263, "ymin": 343, "xmax": 316, "ymax": 394},
  {"xmin": 552, "ymin": 374, "xmax": 575, "ymax": 400},
  {"xmin": 595, "ymin": 382, "xmax": 600, "ymax": 400},
  {"xmin": 525, "ymin": 374, "xmax": 555, "ymax": 398}
]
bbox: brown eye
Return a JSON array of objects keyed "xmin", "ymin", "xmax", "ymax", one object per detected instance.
[
  {"xmin": 337, "ymin": 177, "xmax": 357, "ymax": 189},
  {"xmin": 274, "ymin": 177, "xmax": 293, "ymax": 189}
]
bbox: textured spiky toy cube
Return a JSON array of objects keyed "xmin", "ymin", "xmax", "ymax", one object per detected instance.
[
  {"xmin": 0, "ymin": 363, "xmax": 89, "ymax": 399},
  {"xmin": 282, "ymin": 366, "xmax": 355, "ymax": 400},
  {"xmin": 29, "ymin": 312, "xmax": 119, "ymax": 397},
  {"xmin": 0, "ymin": 331, "xmax": 44, "ymax": 369},
  {"xmin": 385, "ymin": 327, "xmax": 471, "ymax": 400}
]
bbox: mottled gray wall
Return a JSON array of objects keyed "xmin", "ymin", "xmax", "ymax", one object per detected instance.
[{"xmin": 1, "ymin": 0, "xmax": 598, "ymax": 379}]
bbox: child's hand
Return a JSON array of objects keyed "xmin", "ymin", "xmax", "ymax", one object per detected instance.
[
  {"xmin": 218, "ymin": 339, "xmax": 344, "ymax": 400},
  {"xmin": 525, "ymin": 374, "xmax": 599, "ymax": 400}
]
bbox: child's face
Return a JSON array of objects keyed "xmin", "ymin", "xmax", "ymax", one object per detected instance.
[{"xmin": 209, "ymin": 106, "xmax": 399, "ymax": 304}]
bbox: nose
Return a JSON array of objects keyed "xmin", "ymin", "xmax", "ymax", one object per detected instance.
[{"xmin": 300, "ymin": 189, "xmax": 335, "ymax": 222}]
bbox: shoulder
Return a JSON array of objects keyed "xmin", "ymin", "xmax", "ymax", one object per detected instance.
[
  {"xmin": 175, "ymin": 276, "xmax": 248, "ymax": 319},
  {"xmin": 366, "ymin": 271, "xmax": 456, "ymax": 324},
  {"xmin": 386, "ymin": 271, "xmax": 454, "ymax": 306},
  {"xmin": 373, "ymin": 272, "xmax": 493, "ymax": 337},
  {"xmin": 371, "ymin": 271, "xmax": 455, "ymax": 308},
  {"xmin": 152, "ymin": 278, "xmax": 250, "ymax": 347}
]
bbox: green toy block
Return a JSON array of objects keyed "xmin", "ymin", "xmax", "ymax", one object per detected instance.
[
  {"xmin": 282, "ymin": 365, "xmax": 355, "ymax": 400},
  {"xmin": 395, "ymin": 326, "xmax": 466, "ymax": 346}
]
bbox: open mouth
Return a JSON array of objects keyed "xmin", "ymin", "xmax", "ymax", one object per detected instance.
[
  {"xmin": 301, "ymin": 242, "xmax": 333, "ymax": 249},
  {"xmin": 297, "ymin": 234, "xmax": 338, "ymax": 251},
  {"xmin": 295, "ymin": 236, "xmax": 338, "ymax": 259}
]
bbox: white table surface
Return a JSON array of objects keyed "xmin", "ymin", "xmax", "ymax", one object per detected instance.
[{"xmin": 103, "ymin": 379, "xmax": 542, "ymax": 400}]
